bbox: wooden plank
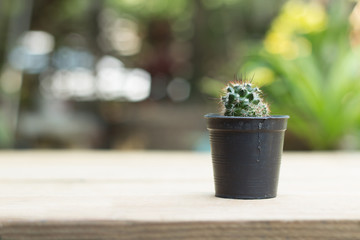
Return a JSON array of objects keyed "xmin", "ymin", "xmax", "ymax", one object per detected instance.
[
  {"xmin": 1, "ymin": 221, "xmax": 360, "ymax": 240},
  {"xmin": 0, "ymin": 151, "xmax": 359, "ymax": 239}
]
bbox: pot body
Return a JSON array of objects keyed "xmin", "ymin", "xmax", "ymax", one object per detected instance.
[{"xmin": 205, "ymin": 114, "xmax": 289, "ymax": 199}]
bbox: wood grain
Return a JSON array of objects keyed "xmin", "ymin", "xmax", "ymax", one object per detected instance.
[
  {"xmin": 0, "ymin": 151, "xmax": 359, "ymax": 239},
  {"xmin": 2, "ymin": 221, "xmax": 360, "ymax": 240}
]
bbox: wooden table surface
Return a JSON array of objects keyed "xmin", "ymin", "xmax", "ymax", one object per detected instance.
[{"xmin": 0, "ymin": 151, "xmax": 359, "ymax": 239}]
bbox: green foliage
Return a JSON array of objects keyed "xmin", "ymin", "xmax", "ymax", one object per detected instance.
[
  {"xmin": 221, "ymin": 81, "xmax": 270, "ymax": 117},
  {"xmin": 106, "ymin": 0, "xmax": 190, "ymax": 18},
  {"xmin": 243, "ymin": 0, "xmax": 360, "ymax": 149}
]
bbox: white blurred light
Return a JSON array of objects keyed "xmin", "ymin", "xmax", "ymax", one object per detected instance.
[
  {"xmin": 101, "ymin": 16, "xmax": 142, "ymax": 56},
  {"xmin": 124, "ymin": 69, "xmax": 151, "ymax": 102},
  {"xmin": 96, "ymin": 55, "xmax": 124, "ymax": 72},
  {"xmin": 20, "ymin": 31, "xmax": 54, "ymax": 55},
  {"xmin": 167, "ymin": 78, "xmax": 191, "ymax": 102},
  {"xmin": 96, "ymin": 67, "xmax": 127, "ymax": 100},
  {"xmin": 41, "ymin": 55, "xmax": 151, "ymax": 102},
  {"xmin": 96, "ymin": 56, "xmax": 151, "ymax": 101},
  {"xmin": 112, "ymin": 18, "xmax": 141, "ymax": 56},
  {"xmin": 8, "ymin": 31, "xmax": 54, "ymax": 73},
  {"xmin": 50, "ymin": 69, "xmax": 95, "ymax": 100}
]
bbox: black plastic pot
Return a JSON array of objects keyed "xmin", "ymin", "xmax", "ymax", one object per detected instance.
[{"xmin": 205, "ymin": 114, "xmax": 289, "ymax": 199}]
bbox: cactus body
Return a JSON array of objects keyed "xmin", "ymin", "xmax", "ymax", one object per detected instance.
[{"xmin": 221, "ymin": 81, "xmax": 270, "ymax": 117}]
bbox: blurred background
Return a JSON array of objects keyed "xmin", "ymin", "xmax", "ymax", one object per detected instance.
[{"xmin": 0, "ymin": 0, "xmax": 359, "ymax": 151}]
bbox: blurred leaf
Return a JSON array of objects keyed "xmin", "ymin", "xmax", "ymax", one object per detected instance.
[{"xmin": 243, "ymin": 0, "xmax": 360, "ymax": 149}]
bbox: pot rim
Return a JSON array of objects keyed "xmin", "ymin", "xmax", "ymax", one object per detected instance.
[{"xmin": 204, "ymin": 113, "xmax": 289, "ymax": 120}]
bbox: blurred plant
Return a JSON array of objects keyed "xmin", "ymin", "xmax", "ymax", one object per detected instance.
[
  {"xmin": 243, "ymin": 0, "xmax": 360, "ymax": 149},
  {"xmin": 220, "ymin": 79, "xmax": 270, "ymax": 117},
  {"xmin": 106, "ymin": 0, "xmax": 190, "ymax": 18}
]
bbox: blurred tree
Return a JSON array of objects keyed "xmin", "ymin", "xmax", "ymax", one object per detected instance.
[
  {"xmin": 0, "ymin": 0, "xmax": 33, "ymax": 147},
  {"xmin": 0, "ymin": 0, "xmax": 287, "ymax": 149}
]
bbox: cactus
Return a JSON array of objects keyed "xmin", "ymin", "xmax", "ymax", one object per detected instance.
[{"xmin": 220, "ymin": 79, "xmax": 270, "ymax": 117}]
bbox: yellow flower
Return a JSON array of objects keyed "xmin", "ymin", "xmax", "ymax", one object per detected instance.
[
  {"xmin": 264, "ymin": 31, "xmax": 294, "ymax": 57},
  {"xmin": 283, "ymin": 0, "xmax": 327, "ymax": 33},
  {"xmin": 263, "ymin": 0, "xmax": 326, "ymax": 59},
  {"xmin": 271, "ymin": 15, "xmax": 296, "ymax": 35}
]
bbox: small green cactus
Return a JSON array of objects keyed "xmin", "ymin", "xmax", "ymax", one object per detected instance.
[{"xmin": 221, "ymin": 79, "xmax": 270, "ymax": 117}]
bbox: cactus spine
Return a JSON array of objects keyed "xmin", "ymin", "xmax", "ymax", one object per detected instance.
[{"xmin": 221, "ymin": 80, "xmax": 270, "ymax": 117}]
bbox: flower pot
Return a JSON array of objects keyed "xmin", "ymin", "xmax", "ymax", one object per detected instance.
[{"xmin": 205, "ymin": 114, "xmax": 289, "ymax": 199}]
